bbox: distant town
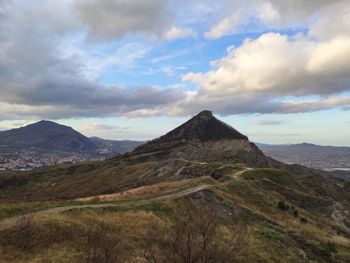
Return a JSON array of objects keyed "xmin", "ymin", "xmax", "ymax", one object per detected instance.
[
  {"xmin": 1, "ymin": 145, "xmax": 350, "ymax": 172},
  {"xmin": 0, "ymin": 151, "xmax": 105, "ymax": 171}
]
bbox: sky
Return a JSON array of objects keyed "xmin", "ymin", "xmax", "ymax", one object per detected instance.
[{"xmin": 0, "ymin": 0, "xmax": 349, "ymax": 146}]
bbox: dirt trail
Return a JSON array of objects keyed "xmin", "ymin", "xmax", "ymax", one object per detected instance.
[
  {"xmin": 0, "ymin": 185, "xmax": 210, "ymax": 230},
  {"xmin": 0, "ymin": 168, "xmax": 251, "ymax": 230},
  {"xmin": 230, "ymin": 167, "xmax": 252, "ymax": 179}
]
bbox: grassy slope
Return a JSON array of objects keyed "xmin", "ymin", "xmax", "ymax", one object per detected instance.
[
  {"xmin": 0, "ymin": 168, "xmax": 349, "ymax": 262},
  {"xmin": 0, "ymin": 146, "xmax": 349, "ymax": 262}
]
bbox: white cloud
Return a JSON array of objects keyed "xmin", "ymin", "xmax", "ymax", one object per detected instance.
[
  {"xmin": 183, "ymin": 33, "xmax": 315, "ymax": 96},
  {"xmin": 164, "ymin": 27, "xmax": 196, "ymax": 40},
  {"xmin": 60, "ymin": 40, "xmax": 151, "ymax": 80},
  {"xmin": 82, "ymin": 123, "xmax": 130, "ymax": 132},
  {"xmin": 307, "ymin": 37, "xmax": 350, "ymax": 77},
  {"xmin": 257, "ymin": 1, "xmax": 280, "ymax": 22},
  {"xmin": 309, "ymin": 3, "xmax": 350, "ymax": 40},
  {"xmin": 203, "ymin": 0, "xmax": 350, "ymax": 39},
  {"xmin": 204, "ymin": 13, "xmax": 242, "ymax": 40},
  {"xmin": 179, "ymin": 31, "xmax": 350, "ymax": 115}
]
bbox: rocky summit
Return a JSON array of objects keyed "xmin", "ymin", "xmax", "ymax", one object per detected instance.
[
  {"xmin": 132, "ymin": 110, "xmax": 279, "ymax": 168},
  {"xmin": 135, "ymin": 110, "xmax": 249, "ymax": 153},
  {"xmin": 155, "ymin": 110, "xmax": 248, "ymax": 141}
]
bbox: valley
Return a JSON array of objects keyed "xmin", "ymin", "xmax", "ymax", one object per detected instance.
[{"xmin": 258, "ymin": 143, "xmax": 350, "ymax": 171}]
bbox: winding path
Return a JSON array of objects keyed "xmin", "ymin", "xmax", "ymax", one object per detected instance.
[
  {"xmin": 0, "ymin": 185, "xmax": 211, "ymax": 230},
  {"xmin": 0, "ymin": 168, "xmax": 252, "ymax": 230}
]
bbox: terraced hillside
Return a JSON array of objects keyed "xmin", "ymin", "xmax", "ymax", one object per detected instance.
[{"xmin": 0, "ymin": 111, "xmax": 349, "ymax": 262}]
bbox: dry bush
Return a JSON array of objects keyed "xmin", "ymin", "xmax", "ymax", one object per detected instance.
[
  {"xmin": 83, "ymin": 220, "xmax": 129, "ymax": 263},
  {"xmin": 143, "ymin": 206, "xmax": 248, "ymax": 263},
  {"xmin": 12, "ymin": 213, "xmax": 35, "ymax": 249}
]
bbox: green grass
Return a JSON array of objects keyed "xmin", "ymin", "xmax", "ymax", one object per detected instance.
[
  {"xmin": 0, "ymin": 202, "xmax": 61, "ymax": 220},
  {"xmin": 242, "ymin": 168, "xmax": 315, "ymax": 195}
]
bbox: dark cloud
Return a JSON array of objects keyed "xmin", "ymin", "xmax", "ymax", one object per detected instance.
[
  {"xmin": 0, "ymin": 0, "xmax": 183, "ymax": 120},
  {"xmin": 171, "ymin": 93, "xmax": 350, "ymax": 117},
  {"xmin": 254, "ymin": 119, "xmax": 284, "ymax": 125},
  {"xmin": 74, "ymin": 0, "xmax": 172, "ymax": 40}
]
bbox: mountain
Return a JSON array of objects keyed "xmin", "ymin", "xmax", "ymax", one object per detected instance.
[
  {"xmin": 135, "ymin": 110, "xmax": 248, "ymax": 153},
  {"xmin": 133, "ymin": 110, "xmax": 278, "ymax": 169},
  {"xmin": 0, "ymin": 120, "xmax": 96, "ymax": 153},
  {"xmin": 258, "ymin": 143, "xmax": 350, "ymax": 170},
  {"xmin": 0, "ymin": 111, "xmax": 349, "ymax": 262},
  {"xmin": 0, "ymin": 121, "xmax": 143, "ymax": 170},
  {"xmin": 90, "ymin": 137, "xmax": 145, "ymax": 155}
]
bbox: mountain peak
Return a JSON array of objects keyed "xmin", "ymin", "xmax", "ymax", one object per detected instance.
[
  {"xmin": 196, "ymin": 110, "xmax": 213, "ymax": 119},
  {"xmin": 1, "ymin": 120, "xmax": 96, "ymax": 153},
  {"xmin": 36, "ymin": 120, "xmax": 56, "ymax": 124},
  {"xmin": 135, "ymin": 110, "xmax": 248, "ymax": 153},
  {"xmin": 31, "ymin": 120, "xmax": 69, "ymax": 128}
]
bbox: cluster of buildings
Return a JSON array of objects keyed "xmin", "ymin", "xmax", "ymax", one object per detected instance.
[
  {"xmin": 299, "ymin": 158, "xmax": 350, "ymax": 171},
  {"xmin": 0, "ymin": 151, "xmax": 102, "ymax": 171}
]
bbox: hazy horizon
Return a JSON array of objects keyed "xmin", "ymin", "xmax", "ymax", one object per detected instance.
[{"xmin": 1, "ymin": 115, "xmax": 349, "ymax": 147}]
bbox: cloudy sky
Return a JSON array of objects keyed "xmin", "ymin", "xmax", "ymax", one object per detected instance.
[{"xmin": 0, "ymin": 0, "xmax": 349, "ymax": 145}]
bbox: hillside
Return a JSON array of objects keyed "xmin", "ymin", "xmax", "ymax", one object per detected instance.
[
  {"xmin": 0, "ymin": 120, "xmax": 96, "ymax": 153},
  {"xmin": 258, "ymin": 143, "xmax": 350, "ymax": 170},
  {"xmin": 0, "ymin": 121, "xmax": 143, "ymax": 170},
  {"xmin": 0, "ymin": 111, "xmax": 349, "ymax": 262},
  {"xmin": 90, "ymin": 137, "xmax": 145, "ymax": 155}
]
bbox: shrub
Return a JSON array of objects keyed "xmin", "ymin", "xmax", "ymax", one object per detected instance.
[
  {"xmin": 143, "ymin": 205, "xmax": 248, "ymax": 263},
  {"xmin": 300, "ymin": 217, "xmax": 308, "ymax": 224},
  {"xmin": 326, "ymin": 240, "xmax": 336, "ymax": 253},
  {"xmin": 292, "ymin": 210, "xmax": 299, "ymax": 218},
  {"xmin": 320, "ymin": 241, "xmax": 337, "ymax": 260},
  {"xmin": 12, "ymin": 213, "xmax": 35, "ymax": 249},
  {"xmin": 83, "ymin": 221, "xmax": 128, "ymax": 263},
  {"xmin": 278, "ymin": 201, "xmax": 287, "ymax": 211}
]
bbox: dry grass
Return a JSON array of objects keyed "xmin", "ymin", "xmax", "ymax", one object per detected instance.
[
  {"xmin": 77, "ymin": 179, "xmax": 192, "ymax": 202},
  {"xmin": 0, "ymin": 162, "xmax": 349, "ymax": 262},
  {"xmin": 332, "ymin": 235, "xmax": 350, "ymax": 246}
]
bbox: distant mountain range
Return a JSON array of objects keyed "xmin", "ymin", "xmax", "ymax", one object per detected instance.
[
  {"xmin": 258, "ymin": 143, "xmax": 350, "ymax": 171},
  {"xmin": 1, "ymin": 119, "xmax": 350, "ymax": 172},
  {"xmin": 0, "ymin": 120, "xmax": 144, "ymax": 170}
]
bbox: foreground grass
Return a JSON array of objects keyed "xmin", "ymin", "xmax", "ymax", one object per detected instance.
[
  {"xmin": 1, "ymin": 195, "xmax": 347, "ymax": 263},
  {"xmin": 0, "ymin": 166, "xmax": 348, "ymax": 262}
]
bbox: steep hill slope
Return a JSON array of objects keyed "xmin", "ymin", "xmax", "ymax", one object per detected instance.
[{"xmin": 135, "ymin": 110, "xmax": 248, "ymax": 153}]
